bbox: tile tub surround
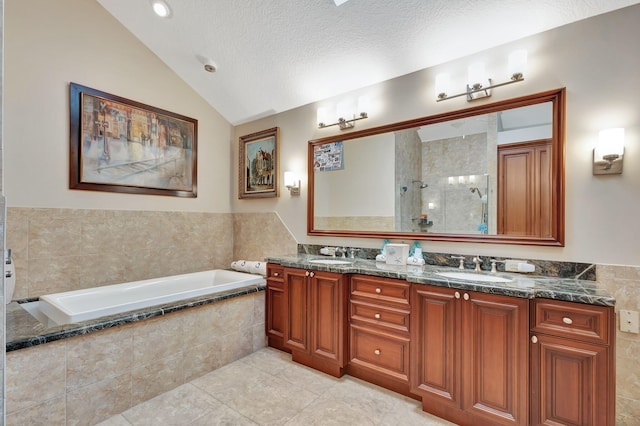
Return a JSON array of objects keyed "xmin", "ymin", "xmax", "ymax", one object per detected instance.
[
  {"xmin": 269, "ymin": 254, "xmax": 615, "ymax": 306},
  {"xmin": 5, "ymin": 290, "xmax": 266, "ymax": 425},
  {"xmin": 5, "ymin": 207, "xmax": 235, "ymax": 300}
]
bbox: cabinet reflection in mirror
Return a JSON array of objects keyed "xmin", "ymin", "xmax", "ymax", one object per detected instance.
[{"xmin": 308, "ymin": 89, "xmax": 565, "ymax": 246}]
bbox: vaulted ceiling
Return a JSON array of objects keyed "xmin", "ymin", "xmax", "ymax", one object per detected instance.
[{"xmin": 97, "ymin": 0, "xmax": 639, "ymax": 125}]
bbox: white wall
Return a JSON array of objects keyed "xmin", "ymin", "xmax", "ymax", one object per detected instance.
[
  {"xmin": 4, "ymin": 0, "xmax": 233, "ymax": 213},
  {"xmin": 233, "ymin": 4, "xmax": 640, "ymax": 266}
]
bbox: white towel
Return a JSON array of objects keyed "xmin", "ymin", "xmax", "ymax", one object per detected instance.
[
  {"xmin": 407, "ymin": 256, "xmax": 425, "ymax": 265},
  {"xmin": 230, "ymin": 260, "xmax": 266, "ymax": 276},
  {"xmin": 375, "ymin": 254, "xmax": 386, "ymax": 262}
]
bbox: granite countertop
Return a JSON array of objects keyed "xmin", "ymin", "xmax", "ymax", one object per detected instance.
[
  {"xmin": 6, "ymin": 284, "xmax": 265, "ymax": 352},
  {"xmin": 265, "ymin": 254, "xmax": 615, "ymax": 307}
]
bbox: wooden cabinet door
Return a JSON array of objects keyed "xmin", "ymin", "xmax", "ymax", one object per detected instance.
[
  {"xmin": 462, "ymin": 292, "xmax": 529, "ymax": 426},
  {"xmin": 530, "ymin": 333, "xmax": 611, "ymax": 426},
  {"xmin": 498, "ymin": 140, "xmax": 552, "ymax": 237},
  {"xmin": 310, "ymin": 271, "xmax": 345, "ymax": 365},
  {"xmin": 283, "ymin": 268, "xmax": 310, "ymax": 352},
  {"xmin": 410, "ymin": 285, "xmax": 461, "ymax": 409}
]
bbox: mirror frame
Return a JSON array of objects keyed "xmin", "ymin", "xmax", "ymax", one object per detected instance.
[{"xmin": 307, "ymin": 88, "xmax": 565, "ymax": 246}]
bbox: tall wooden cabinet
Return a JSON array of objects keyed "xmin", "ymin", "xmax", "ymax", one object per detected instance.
[
  {"xmin": 410, "ymin": 284, "xmax": 529, "ymax": 426},
  {"xmin": 530, "ymin": 299, "xmax": 615, "ymax": 425},
  {"xmin": 265, "ymin": 264, "xmax": 289, "ymax": 352},
  {"xmin": 283, "ymin": 267, "xmax": 348, "ymax": 377}
]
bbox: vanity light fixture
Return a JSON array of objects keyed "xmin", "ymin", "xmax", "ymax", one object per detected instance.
[
  {"xmin": 284, "ymin": 171, "xmax": 301, "ymax": 195},
  {"xmin": 317, "ymin": 96, "xmax": 369, "ymax": 130},
  {"xmin": 435, "ymin": 50, "xmax": 527, "ymax": 102},
  {"xmin": 593, "ymin": 128, "xmax": 624, "ymax": 175},
  {"xmin": 151, "ymin": 0, "xmax": 173, "ymax": 18}
]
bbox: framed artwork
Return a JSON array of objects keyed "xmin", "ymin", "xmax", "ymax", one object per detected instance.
[
  {"xmin": 239, "ymin": 127, "xmax": 279, "ymax": 199},
  {"xmin": 69, "ymin": 82, "xmax": 197, "ymax": 197}
]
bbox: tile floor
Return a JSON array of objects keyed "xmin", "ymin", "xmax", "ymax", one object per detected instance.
[{"xmin": 99, "ymin": 347, "xmax": 456, "ymax": 425}]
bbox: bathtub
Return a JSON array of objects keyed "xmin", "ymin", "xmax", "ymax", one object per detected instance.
[{"xmin": 38, "ymin": 269, "xmax": 265, "ymax": 325}]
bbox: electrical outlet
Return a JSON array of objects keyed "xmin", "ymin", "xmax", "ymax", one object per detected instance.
[{"xmin": 620, "ymin": 310, "xmax": 639, "ymax": 334}]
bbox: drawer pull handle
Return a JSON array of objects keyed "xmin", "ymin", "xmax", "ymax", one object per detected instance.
[
  {"xmin": 375, "ymin": 288, "xmax": 382, "ymax": 294},
  {"xmin": 531, "ymin": 335, "xmax": 538, "ymax": 344},
  {"xmin": 374, "ymin": 349, "xmax": 381, "ymax": 355},
  {"xmin": 374, "ymin": 313, "xmax": 381, "ymax": 319},
  {"xmin": 562, "ymin": 317, "xmax": 573, "ymax": 325},
  {"xmin": 454, "ymin": 291, "xmax": 460, "ymax": 299},
  {"xmin": 463, "ymin": 293, "xmax": 470, "ymax": 301}
]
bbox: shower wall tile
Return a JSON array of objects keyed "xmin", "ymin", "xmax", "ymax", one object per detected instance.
[
  {"xmin": 132, "ymin": 314, "xmax": 184, "ymax": 367},
  {"xmin": 132, "ymin": 353, "xmax": 184, "ymax": 406},
  {"xmin": 66, "ymin": 373, "xmax": 132, "ymax": 426},
  {"xmin": 5, "ymin": 396, "xmax": 66, "ymax": 426}
]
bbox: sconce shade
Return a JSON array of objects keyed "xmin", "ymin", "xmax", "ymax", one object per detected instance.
[
  {"xmin": 317, "ymin": 107, "xmax": 330, "ymax": 126},
  {"xmin": 336, "ymin": 100, "xmax": 353, "ymax": 120},
  {"xmin": 435, "ymin": 73, "xmax": 451, "ymax": 98},
  {"xmin": 508, "ymin": 50, "xmax": 528, "ymax": 80},
  {"xmin": 284, "ymin": 171, "xmax": 296, "ymax": 188},
  {"xmin": 467, "ymin": 62, "xmax": 486, "ymax": 87},
  {"xmin": 593, "ymin": 128, "xmax": 624, "ymax": 175},
  {"xmin": 357, "ymin": 96, "xmax": 370, "ymax": 115}
]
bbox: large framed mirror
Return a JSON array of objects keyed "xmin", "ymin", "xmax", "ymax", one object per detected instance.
[{"xmin": 308, "ymin": 89, "xmax": 565, "ymax": 246}]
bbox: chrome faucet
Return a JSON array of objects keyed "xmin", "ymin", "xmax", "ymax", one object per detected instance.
[
  {"xmin": 473, "ymin": 256, "xmax": 483, "ymax": 272},
  {"xmin": 451, "ymin": 255, "xmax": 465, "ymax": 269},
  {"xmin": 335, "ymin": 247, "xmax": 347, "ymax": 258}
]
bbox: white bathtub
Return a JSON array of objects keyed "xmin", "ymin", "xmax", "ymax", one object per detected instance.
[{"xmin": 38, "ymin": 269, "xmax": 265, "ymax": 325}]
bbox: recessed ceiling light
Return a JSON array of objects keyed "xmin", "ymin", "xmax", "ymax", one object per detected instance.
[{"xmin": 151, "ymin": 0, "xmax": 172, "ymax": 18}]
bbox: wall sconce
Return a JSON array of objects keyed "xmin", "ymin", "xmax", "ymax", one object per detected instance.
[
  {"xmin": 284, "ymin": 171, "xmax": 301, "ymax": 195},
  {"xmin": 318, "ymin": 96, "xmax": 369, "ymax": 130},
  {"xmin": 593, "ymin": 128, "xmax": 624, "ymax": 175},
  {"xmin": 435, "ymin": 50, "xmax": 527, "ymax": 102}
]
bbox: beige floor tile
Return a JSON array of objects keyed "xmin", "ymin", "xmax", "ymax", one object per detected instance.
[
  {"xmin": 284, "ymin": 399, "xmax": 376, "ymax": 426},
  {"xmin": 192, "ymin": 362, "xmax": 317, "ymax": 425},
  {"xmin": 5, "ymin": 396, "xmax": 66, "ymax": 426},
  {"xmin": 122, "ymin": 383, "xmax": 219, "ymax": 425},
  {"xmin": 189, "ymin": 404, "xmax": 259, "ymax": 426},
  {"xmin": 380, "ymin": 394, "xmax": 458, "ymax": 426},
  {"xmin": 95, "ymin": 415, "xmax": 132, "ymax": 426}
]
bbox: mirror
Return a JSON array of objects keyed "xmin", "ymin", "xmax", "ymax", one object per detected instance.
[{"xmin": 308, "ymin": 89, "xmax": 565, "ymax": 246}]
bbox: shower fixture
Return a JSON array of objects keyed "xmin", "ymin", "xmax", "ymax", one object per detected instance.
[
  {"xmin": 412, "ymin": 180, "xmax": 429, "ymax": 189},
  {"xmin": 470, "ymin": 187, "xmax": 483, "ymax": 198}
]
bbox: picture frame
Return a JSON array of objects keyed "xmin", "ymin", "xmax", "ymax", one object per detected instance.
[
  {"xmin": 69, "ymin": 82, "xmax": 197, "ymax": 197},
  {"xmin": 239, "ymin": 127, "xmax": 280, "ymax": 199}
]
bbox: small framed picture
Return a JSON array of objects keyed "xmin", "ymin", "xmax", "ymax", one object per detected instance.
[{"xmin": 239, "ymin": 127, "xmax": 279, "ymax": 198}]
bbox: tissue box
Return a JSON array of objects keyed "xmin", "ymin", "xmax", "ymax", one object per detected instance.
[{"xmin": 385, "ymin": 243, "xmax": 410, "ymax": 265}]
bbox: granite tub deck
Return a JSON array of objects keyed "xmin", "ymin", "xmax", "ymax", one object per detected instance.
[
  {"xmin": 6, "ymin": 283, "xmax": 266, "ymax": 351},
  {"xmin": 265, "ymin": 254, "xmax": 615, "ymax": 306}
]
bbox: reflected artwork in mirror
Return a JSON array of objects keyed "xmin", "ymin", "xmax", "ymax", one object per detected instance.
[{"xmin": 308, "ymin": 89, "xmax": 565, "ymax": 246}]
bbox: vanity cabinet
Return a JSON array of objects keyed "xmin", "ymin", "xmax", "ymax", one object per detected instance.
[
  {"xmin": 530, "ymin": 299, "xmax": 615, "ymax": 426},
  {"xmin": 283, "ymin": 267, "xmax": 348, "ymax": 377},
  {"xmin": 265, "ymin": 264, "xmax": 289, "ymax": 352},
  {"xmin": 410, "ymin": 284, "xmax": 529, "ymax": 426},
  {"xmin": 347, "ymin": 275, "xmax": 412, "ymax": 396}
]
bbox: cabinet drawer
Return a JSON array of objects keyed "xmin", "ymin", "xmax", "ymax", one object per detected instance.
[
  {"xmin": 532, "ymin": 299, "xmax": 612, "ymax": 345},
  {"xmin": 350, "ymin": 325, "xmax": 410, "ymax": 383},
  {"xmin": 267, "ymin": 264, "xmax": 284, "ymax": 281},
  {"xmin": 350, "ymin": 299, "xmax": 410, "ymax": 334},
  {"xmin": 351, "ymin": 275, "xmax": 410, "ymax": 307}
]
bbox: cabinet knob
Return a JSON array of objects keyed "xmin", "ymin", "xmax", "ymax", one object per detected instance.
[
  {"xmin": 463, "ymin": 293, "xmax": 470, "ymax": 301},
  {"xmin": 310, "ymin": 271, "xmax": 315, "ymax": 277},
  {"xmin": 531, "ymin": 335, "xmax": 538, "ymax": 344},
  {"xmin": 305, "ymin": 271, "xmax": 310, "ymax": 277},
  {"xmin": 273, "ymin": 272, "xmax": 279, "ymax": 277},
  {"xmin": 374, "ymin": 349, "xmax": 381, "ymax": 355},
  {"xmin": 454, "ymin": 291, "xmax": 460, "ymax": 299},
  {"xmin": 374, "ymin": 313, "xmax": 381, "ymax": 319},
  {"xmin": 562, "ymin": 317, "xmax": 573, "ymax": 325},
  {"xmin": 375, "ymin": 288, "xmax": 382, "ymax": 294}
]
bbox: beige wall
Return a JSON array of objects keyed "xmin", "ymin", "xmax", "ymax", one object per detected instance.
[
  {"xmin": 4, "ymin": 0, "xmax": 233, "ymax": 213},
  {"xmin": 233, "ymin": 5, "xmax": 640, "ymax": 267}
]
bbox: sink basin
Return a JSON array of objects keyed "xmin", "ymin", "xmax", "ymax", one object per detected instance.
[
  {"xmin": 435, "ymin": 271, "xmax": 512, "ymax": 283},
  {"xmin": 309, "ymin": 259, "xmax": 353, "ymax": 265}
]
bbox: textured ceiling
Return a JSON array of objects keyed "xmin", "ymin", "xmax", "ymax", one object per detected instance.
[{"xmin": 97, "ymin": 0, "xmax": 639, "ymax": 125}]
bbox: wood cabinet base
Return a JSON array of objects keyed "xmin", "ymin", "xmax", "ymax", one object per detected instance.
[{"xmin": 291, "ymin": 349, "xmax": 344, "ymax": 378}]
